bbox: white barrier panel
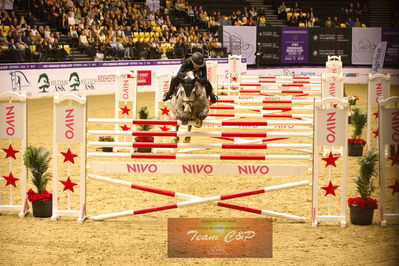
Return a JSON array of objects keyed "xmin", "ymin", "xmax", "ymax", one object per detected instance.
[
  {"xmin": 89, "ymin": 162, "xmax": 309, "ymax": 176},
  {"xmin": 326, "ymin": 56, "xmax": 342, "ymax": 74},
  {"xmin": 378, "ymin": 96, "xmax": 399, "ymax": 226},
  {"xmin": 228, "ymin": 55, "xmax": 242, "ymax": 83},
  {"xmin": 0, "ymin": 103, "xmax": 24, "ymax": 139},
  {"xmin": 321, "ymin": 73, "xmax": 344, "ymax": 99},
  {"xmin": 206, "ymin": 61, "xmax": 218, "ymax": 90},
  {"xmin": 312, "ymin": 97, "xmax": 348, "ymax": 228},
  {"xmin": 0, "ymin": 92, "xmax": 29, "ymax": 218},
  {"xmin": 315, "ymin": 109, "xmax": 347, "ymax": 146},
  {"xmin": 155, "ymin": 71, "xmax": 173, "ymax": 104},
  {"xmin": 52, "ymin": 94, "xmax": 86, "ymax": 223},
  {"xmin": 367, "ymin": 73, "xmax": 390, "ymax": 149}
]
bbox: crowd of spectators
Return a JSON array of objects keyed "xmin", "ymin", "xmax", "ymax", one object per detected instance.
[
  {"xmin": 0, "ymin": 0, "xmax": 393, "ymax": 63},
  {"xmin": 0, "ymin": 8, "xmax": 67, "ymax": 62},
  {"xmin": 277, "ymin": 1, "xmax": 368, "ymax": 28}
]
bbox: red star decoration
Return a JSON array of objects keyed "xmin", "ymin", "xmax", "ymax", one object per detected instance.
[
  {"xmin": 120, "ymin": 105, "xmax": 131, "ymax": 115},
  {"xmin": 373, "ymin": 128, "xmax": 379, "ymax": 137},
  {"xmin": 2, "ymin": 144, "xmax": 19, "ymax": 160},
  {"xmin": 2, "ymin": 172, "xmax": 19, "ymax": 187},
  {"xmin": 321, "ymin": 181, "xmax": 340, "ymax": 196},
  {"xmin": 322, "ymin": 151, "xmax": 340, "ymax": 168},
  {"xmin": 387, "ymin": 151, "xmax": 399, "ymax": 166},
  {"xmin": 160, "ymin": 106, "xmax": 170, "ymax": 116},
  {"xmin": 120, "ymin": 124, "xmax": 131, "ymax": 131},
  {"xmin": 60, "ymin": 176, "xmax": 78, "ymax": 192},
  {"xmin": 61, "ymin": 148, "xmax": 78, "ymax": 164},
  {"xmin": 159, "ymin": 125, "xmax": 170, "ymax": 131},
  {"xmin": 231, "ymin": 76, "xmax": 238, "ymax": 82},
  {"xmin": 373, "ymin": 111, "xmax": 379, "ymax": 119},
  {"xmin": 332, "ymin": 104, "xmax": 338, "ymax": 109},
  {"xmin": 387, "ymin": 179, "xmax": 399, "ymax": 195}
]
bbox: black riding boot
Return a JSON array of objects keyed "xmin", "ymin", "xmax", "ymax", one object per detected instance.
[
  {"xmin": 163, "ymin": 76, "xmax": 180, "ymax": 101},
  {"xmin": 204, "ymin": 80, "xmax": 218, "ymax": 103}
]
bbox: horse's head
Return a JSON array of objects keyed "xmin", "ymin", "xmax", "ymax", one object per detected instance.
[{"xmin": 173, "ymin": 71, "xmax": 207, "ymax": 122}]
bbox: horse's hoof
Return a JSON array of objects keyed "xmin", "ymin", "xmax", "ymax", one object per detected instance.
[
  {"xmin": 182, "ymin": 120, "xmax": 188, "ymax": 125},
  {"xmin": 195, "ymin": 120, "xmax": 203, "ymax": 128},
  {"xmin": 172, "ymin": 137, "xmax": 179, "ymax": 143},
  {"xmin": 183, "ymin": 137, "xmax": 191, "ymax": 143}
]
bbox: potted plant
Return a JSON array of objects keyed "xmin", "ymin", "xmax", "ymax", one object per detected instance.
[
  {"xmin": 23, "ymin": 146, "xmax": 53, "ymax": 218},
  {"xmin": 348, "ymin": 108, "xmax": 367, "ymax": 156},
  {"xmin": 348, "ymin": 149, "xmax": 378, "ymax": 225},
  {"xmin": 98, "ymin": 136, "xmax": 114, "ymax": 152},
  {"xmin": 135, "ymin": 106, "xmax": 154, "ymax": 153}
]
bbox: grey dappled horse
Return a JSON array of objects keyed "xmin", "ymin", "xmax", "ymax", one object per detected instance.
[{"xmin": 169, "ymin": 71, "xmax": 209, "ymax": 143}]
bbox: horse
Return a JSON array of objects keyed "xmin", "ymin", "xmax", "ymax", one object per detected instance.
[{"xmin": 169, "ymin": 71, "xmax": 209, "ymax": 143}]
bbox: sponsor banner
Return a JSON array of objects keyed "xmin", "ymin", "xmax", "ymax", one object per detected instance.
[
  {"xmin": 257, "ymin": 26, "xmax": 281, "ymax": 65},
  {"xmin": 316, "ymin": 109, "xmax": 346, "ymax": 146},
  {"xmin": 309, "ymin": 28, "xmax": 351, "ymax": 65},
  {"xmin": 280, "ymin": 27, "xmax": 309, "ymax": 64},
  {"xmin": 168, "ymin": 218, "xmax": 272, "ymax": 258},
  {"xmin": 382, "ymin": 28, "xmax": 399, "ymax": 67},
  {"xmin": 89, "ymin": 162, "xmax": 309, "ymax": 176},
  {"xmin": 0, "ymin": 102, "xmax": 24, "ymax": 139},
  {"xmin": 371, "ymin": 42, "xmax": 387, "ymax": 74},
  {"xmin": 245, "ymin": 67, "xmax": 399, "ymax": 84},
  {"xmin": 223, "ymin": 26, "xmax": 257, "ymax": 64},
  {"xmin": 56, "ymin": 105, "xmax": 84, "ymax": 143},
  {"xmin": 381, "ymin": 108, "xmax": 399, "ymax": 145},
  {"xmin": 0, "ymin": 59, "xmax": 245, "ymax": 97},
  {"xmin": 137, "ymin": 70, "xmax": 152, "ymax": 86},
  {"xmin": 352, "ymin": 28, "xmax": 382, "ymax": 65}
]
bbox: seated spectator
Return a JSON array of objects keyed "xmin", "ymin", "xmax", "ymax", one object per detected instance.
[
  {"xmin": 354, "ymin": 17, "xmax": 362, "ymax": 27},
  {"xmin": 333, "ymin": 16, "xmax": 340, "ymax": 28},
  {"xmin": 325, "ymin": 17, "xmax": 333, "ymax": 28},
  {"xmin": 346, "ymin": 17, "xmax": 355, "ymax": 28},
  {"xmin": 293, "ymin": 2, "xmax": 302, "ymax": 13}
]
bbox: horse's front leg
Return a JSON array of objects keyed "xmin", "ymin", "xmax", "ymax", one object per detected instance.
[{"xmin": 195, "ymin": 105, "xmax": 209, "ymax": 128}]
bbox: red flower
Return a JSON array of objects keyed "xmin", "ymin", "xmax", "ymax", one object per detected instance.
[
  {"xmin": 348, "ymin": 197, "xmax": 378, "ymax": 209},
  {"xmin": 348, "ymin": 138, "xmax": 366, "ymax": 145},
  {"xmin": 27, "ymin": 189, "xmax": 53, "ymax": 203},
  {"xmin": 134, "ymin": 136, "xmax": 154, "ymax": 142}
]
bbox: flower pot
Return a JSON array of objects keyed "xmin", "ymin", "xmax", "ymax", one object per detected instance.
[
  {"xmin": 101, "ymin": 147, "xmax": 113, "ymax": 152},
  {"xmin": 137, "ymin": 147, "xmax": 152, "ymax": 153},
  {"xmin": 389, "ymin": 145, "xmax": 398, "ymax": 156},
  {"xmin": 350, "ymin": 207, "xmax": 374, "ymax": 225},
  {"xmin": 32, "ymin": 199, "xmax": 52, "ymax": 218},
  {"xmin": 348, "ymin": 144, "xmax": 363, "ymax": 157}
]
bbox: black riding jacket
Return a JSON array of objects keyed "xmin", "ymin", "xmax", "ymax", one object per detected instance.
[{"xmin": 176, "ymin": 57, "xmax": 207, "ymax": 83}]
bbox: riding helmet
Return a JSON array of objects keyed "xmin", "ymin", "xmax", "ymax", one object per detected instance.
[{"xmin": 190, "ymin": 52, "xmax": 205, "ymax": 67}]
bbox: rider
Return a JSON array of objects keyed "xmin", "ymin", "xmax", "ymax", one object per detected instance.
[{"xmin": 162, "ymin": 52, "xmax": 218, "ymax": 103}]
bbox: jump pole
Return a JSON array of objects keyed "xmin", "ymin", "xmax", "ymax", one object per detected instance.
[
  {"xmin": 87, "ymin": 130, "xmax": 313, "ymax": 138},
  {"xmin": 87, "ymin": 152, "xmax": 311, "ymax": 160},
  {"xmin": 0, "ymin": 92, "xmax": 29, "ymax": 218},
  {"xmin": 87, "ymin": 118, "xmax": 313, "ymax": 126},
  {"xmin": 88, "ymin": 174, "xmax": 309, "ymax": 221}
]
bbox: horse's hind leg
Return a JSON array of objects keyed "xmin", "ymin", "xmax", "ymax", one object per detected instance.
[
  {"xmin": 183, "ymin": 125, "xmax": 191, "ymax": 143},
  {"xmin": 172, "ymin": 125, "xmax": 179, "ymax": 143}
]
